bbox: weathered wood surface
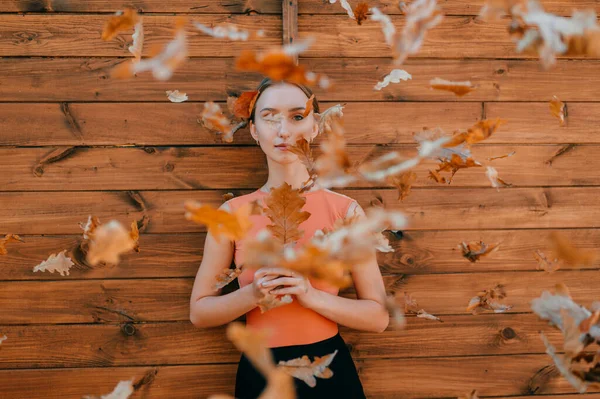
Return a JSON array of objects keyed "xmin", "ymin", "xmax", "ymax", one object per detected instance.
[
  {"xmin": 1, "ymin": 58, "xmax": 599, "ymax": 101},
  {"xmin": 1, "ymin": 187, "xmax": 599, "ymax": 234},
  {"xmin": 0, "ymin": 314, "xmax": 585, "ymax": 367},
  {"xmin": 0, "ymin": 356, "xmax": 598, "ymax": 398},
  {"xmin": 3, "ymin": 102, "xmax": 600, "ymax": 146},
  {"xmin": 1, "ymin": 229, "xmax": 599, "ymax": 280},
  {"xmin": 0, "ymin": 271, "xmax": 598, "ymax": 323},
  {"xmin": 1, "ymin": 144, "xmax": 598, "ymax": 190},
  {"xmin": 0, "ymin": 15, "xmax": 280, "ymax": 57},
  {"xmin": 1, "ymin": 0, "xmax": 597, "ymax": 16}
]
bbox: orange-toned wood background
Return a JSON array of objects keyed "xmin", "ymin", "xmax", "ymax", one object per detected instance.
[{"xmin": 0, "ymin": 0, "xmax": 599, "ymax": 398}]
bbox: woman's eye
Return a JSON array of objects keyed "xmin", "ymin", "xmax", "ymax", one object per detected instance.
[{"xmin": 293, "ymin": 115, "xmax": 304, "ymax": 121}]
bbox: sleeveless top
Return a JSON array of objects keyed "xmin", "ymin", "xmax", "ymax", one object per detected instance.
[{"xmin": 226, "ymin": 188, "xmax": 357, "ymax": 348}]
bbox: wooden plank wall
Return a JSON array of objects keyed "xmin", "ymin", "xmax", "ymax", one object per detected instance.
[{"xmin": 0, "ymin": 0, "xmax": 599, "ymax": 398}]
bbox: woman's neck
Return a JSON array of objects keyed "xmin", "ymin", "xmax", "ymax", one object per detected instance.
[{"xmin": 261, "ymin": 159, "xmax": 313, "ymax": 193}]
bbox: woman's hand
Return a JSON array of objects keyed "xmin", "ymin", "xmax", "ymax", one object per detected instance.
[
  {"xmin": 251, "ymin": 268, "xmax": 283, "ymax": 302},
  {"xmin": 258, "ymin": 267, "xmax": 318, "ymax": 308}
]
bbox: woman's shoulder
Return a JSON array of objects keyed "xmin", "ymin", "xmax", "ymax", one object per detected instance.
[
  {"xmin": 317, "ymin": 189, "xmax": 359, "ymax": 219},
  {"xmin": 223, "ymin": 190, "xmax": 264, "ymax": 212}
]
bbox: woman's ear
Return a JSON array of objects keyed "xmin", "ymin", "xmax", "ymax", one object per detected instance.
[{"xmin": 249, "ymin": 120, "xmax": 258, "ymax": 141}]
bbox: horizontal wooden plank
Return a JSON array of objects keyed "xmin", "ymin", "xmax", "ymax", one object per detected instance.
[
  {"xmin": 0, "ymin": 15, "xmax": 280, "ymax": 57},
  {"xmin": 298, "ymin": 0, "xmax": 600, "ymax": 16},
  {"xmin": 0, "ymin": 356, "xmax": 598, "ymax": 398},
  {"xmin": 1, "ymin": 187, "xmax": 599, "ymax": 234},
  {"xmin": 1, "ymin": 58, "xmax": 599, "ymax": 101},
  {"xmin": 0, "ymin": 314, "xmax": 577, "ymax": 367},
  {"xmin": 1, "ymin": 229, "xmax": 599, "ymax": 281},
  {"xmin": 3, "ymin": 102, "xmax": 600, "ymax": 146},
  {"xmin": 1, "ymin": 145, "xmax": 599, "ymax": 191},
  {"xmin": 0, "ymin": 0, "xmax": 281, "ymax": 13},
  {"xmin": 1, "ymin": 0, "xmax": 596, "ymax": 16},
  {"xmin": 0, "ymin": 271, "xmax": 598, "ymax": 323},
  {"xmin": 299, "ymin": 15, "xmax": 600, "ymax": 59}
]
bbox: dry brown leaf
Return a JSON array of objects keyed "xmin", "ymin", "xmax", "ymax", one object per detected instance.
[
  {"xmin": 32, "ymin": 250, "xmax": 74, "ymax": 276},
  {"xmin": 230, "ymin": 90, "xmax": 259, "ymax": 120},
  {"xmin": 354, "ymin": 2, "xmax": 370, "ymax": 25},
  {"xmin": 128, "ymin": 20, "xmax": 144, "ymax": 62},
  {"xmin": 404, "ymin": 292, "xmax": 443, "ymax": 322},
  {"xmin": 314, "ymin": 118, "xmax": 356, "ymax": 188},
  {"xmin": 222, "ymin": 192, "xmax": 235, "ymax": 201},
  {"xmin": 282, "ymin": 244, "xmax": 353, "ymax": 288},
  {"xmin": 86, "ymin": 221, "xmax": 137, "ymax": 266},
  {"xmin": 112, "ymin": 17, "xmax": 188, "ymax": 81},
  {"xmin": 262, "ymin": 182, "xmax": 311, "ymax": 245},
  {"xmin": 130, "ymin": 221, "xmax": 140, "ymax": 253},
  {"xmin": 330, "ymin": 0, "xmax": 356, "ymax": 19},
  {"xmin": 278, "ymin": 350, "xmax": 338, "ymax": 387},
  {"xmin": 302, "ymin": 94, "xmax": 315, "ymax": 117},
  {"xmin": 487, "ymin": 151, "xmax": 516, "ymax": 161},
  {"xmin": 430, "ymin": 78, "xmax": 477, "ymax": 96},
  {"xmin": 374, "ymin": 69, "xmax": 412, "ymax": 90},
  {"xmin": 102, "ymin": 9, "xmax": 140, "ymax": 41},
  {"xmin": 227, "ymin": 322, "xmax": 275, "ymax": 376},
  {"xmin": 444, "ymin": 119, "xmax": 506, "ymax": 148},
  {"xmin": 201, "ymin": 102, "xmax": 235, "ymax": 142},
  {"xmin": 83, "ymin": 379, "xmax": 135, "ymax": 399},
  {"xmin": 166, "ymin": 90, "xmax": 188, "ymax": 102},
  {"xmin": 80, "ymin": 215, "xmax": 102, "ymax": 240},
  {"xmin": 550, "ymin": 95, "xmax": 566, "ymax": 126},
  {"xmin": 288, "ymin": 138, "xmax": 318, "ymax": 188},
  {"xmin": 534, "ymin": 249, "xmax": 560, "ymax": 272},
  {"xmin": 184, "ymin": 201, "xmax": 254, "ymax": 243},
  {"xmin": 0, "ymin": 335, "xmax": 6, "ymax": 345},
  {"xmin": 257, "ymin": 293, "xmax": 294, "ymax": 313},
  {"xmin": 0, "ymin": 234, "xmax": 24, "ymax": 255},
  {"xmin": 460, "ymin": 240, "xmax": 500, "ymax": 262},
  {"xmin": 467, "ymin": 284, "xmax": 513, "ymax": 314},
  {"xmin": 429, "ymin": 154, "xmax": 482, "ymax": 184},
  {"xmin": 214, "ymin": 267, "xmax": 243, "ymax": 290},
  {"xmin": 387, "ymin": 171, "xmax": 417, "ymax": 201},
  {"xmin": 235, "ymin": 39, "xmax": 330, "ymax": 89},
  {"xmin": 370, "ymin": 7, "xmax": 396, "ymax": 46},
  {"xmin": 486, "ymin": 166, "xmax": 512, "ymax": 190},
  {"xmin": 549, "ymin": 232, "xmax": 598, "ymax": 267},
  {"xmin": 394, "ymin": 0, "xmax": 444, "ymax": 64},
  {"xmin": 193, "ymin": 21, "xmax": 265, "ymax": 41},
  {"xmin": 315, "ymin": 104, "xmax": 345, "ymax": 135}
]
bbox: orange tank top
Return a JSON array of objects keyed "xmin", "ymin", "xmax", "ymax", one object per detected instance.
[{"xmin": 227, "ymin": 188, "xmax": 356, "ymax": 348}]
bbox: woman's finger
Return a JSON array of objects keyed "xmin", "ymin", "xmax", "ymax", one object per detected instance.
[
  {"xmin": 259, "ymin": 267, "xmax": 297, "ymax": 277},
  {"xmin": 261, "ymin": 277, "xmax": 299, "ymax": 287},
  {"xmin": 270, "ymin": 286, "xmax": 304, "ymax": 296}
]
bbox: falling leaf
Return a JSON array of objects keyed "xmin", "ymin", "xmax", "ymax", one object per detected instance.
[
  {"xmin": 0, "ymin": 234, "xmax": 24, "ymax": 255},
  {"xmin": 370, "ymin": 7, "xmax": 396, "ymax": 46},
  {"xmin": 467, "ymin": 284, "xmax": 512, "ymax": 314},
  {"xmin": 330, "ymin": 0, "xmax": 355, "ymax": 19},
  {"xmin": 184, "ymin": 201, "xmax": 254, "ymax": 243},
  {"xmin": 302, "ymin": 94, "xmax": 315, "ymax": 117},
  {"xmin": 394, "ymin": 0, "xmax": 444, "ymax": 64},
  {"xmin": 193, "ymin": 21, "xmax": 265, "ymax": 41},
  {"xmin": 83, "ymin": 379, "xmax": 135, "ymax": 399},
  {"xmin": 229, "ymin": 90, "xmax": 259, "ymax": 120},
  {"xmin": 404, "ymin": 292, "xmax": 443, "ymax": 322},
  {"xmin": 387, "ymin": 171, "xmax": 417, "ymax": 201},
  {"xmin": 222, "ymin": 192, "xmax": 235, "ymax": 201},
  {"xmin": 430, "ymin": 154, "xmax": 482, "ymax": 184},
  {"xmin": 288, "ymin": 137, "xmax": 318, "ymax": 183},
  {"xmin": 166, "ymin": 90, "xmax": 188, "ymax": 103},
  {"xmin": 235, "ymin": 38, "xmax": 331, "ymax": 89},
  {"xmin": 359, "ymin": 152, "xmax": 420, "ymax": 183},
  {"xmin": 444, "ymin": 119, "xmax": 506, "ymax": 148},
  {"xmin": 112, "ymin": 18, "xmax": 188, "ymax": 81},
  {"xmin": 227, "ymin": 322, "xmax": 276, "ymax": 376},
  {"xmin": 385, "ymin": 295, "xmax": 407, "ymax": 328},
  {"xmin": 430, "ymin": 78, "xmax": 477, "ymax": 96},
  {"xmin": 102, "ymin": 9, "xmax": 140, "ymax": 41},
  {"xmin": 374, "ymin": 69, "xmax": 412, "ymax": 90},
  {"xmin": 354, "ymin": 2, "xmax": 370, "ymax": 25},
  {"xmin": 534, "ymin": 249, "xmax": 560, "ymax": 272},
  {"xmin": 278, "ymin": 350, "xmax": 338, "ymax": 387},
  {"xmin": 258, "ymin": 293, "xmax": 294, "ymax": 313},
  {"xmin": 487, "ymin": 151, "xmax": 515, "ymax": 161},
  {"xmin": 549, "ymin": 232, "xmax": 598, "ymax": 267},
  {"xmin": 281, "ymin": 243, "xmax": 354, "ymax": 288},
  {"xmin": 201, "ymin": 101, "xmax": 235, "ymax": 142},
  {"xmin": 314, "ymin": 118, "xmax": 357, "ymax": 188},
  {"xmin": 550, "ymin": 95, "xmax": 566, "ymax": 126},
  {"xmin": 86, "ymin": 221, "xmax": 137, "ymax": 266},
  {"xmin": 486, "ymin": 166, "xmax": 512, "ymax": 190},
  {"xmin": 262, "ymin": 182, "xmax": 311, "ymax": 245},
  {"xmin": 460, "ymin": 240, "xmax": 500, "ymax": 262},
  {"xmin": 315, "ymin": 103, "xmax": 345, "ymax": 135},
  {"xmin": 0, "ymin": 335, "xmax": 6, "ymax": 345},
  {"xmin": 130, "ymin": 221, "xmax": 140, "ymax": 253},
  {"xmin": 214, "ymin": 267, "xmax": 243, "ymax": 290},
  {"xmin": 80, "ymin": 215, "xmax": 102, "ymax": 240},
  {"xmin": 33, "ymin": 250, "xmax": 74, "ymax": 276},
  {"xmin": 128, "ymin": 21, "xmax": 144, "ymax": 61}
]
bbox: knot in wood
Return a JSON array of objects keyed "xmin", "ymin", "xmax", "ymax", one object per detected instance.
[
  {"xmin": 501, "ymin": 327, "xmax": 516, "ymax": 340},
  {"xmin": 121, "ymin": 322, "xmax": 137, "ymax": 336},
  {"xmin": 400, "ymin": 254, "xmax": 415, "ymax": 266},
  {"xmin": 163, "ymin": 162, "xmax": 175, "ymax": 172}
]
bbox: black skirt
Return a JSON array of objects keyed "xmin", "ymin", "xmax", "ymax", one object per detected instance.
[{"xmin": 234, "ymin": 333, "xmax": 366, "ymax": 399}]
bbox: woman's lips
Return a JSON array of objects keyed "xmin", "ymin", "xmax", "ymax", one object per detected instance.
[{"xmin": 275, "ymin": 145, "xmax": 289, "ymax": 151}]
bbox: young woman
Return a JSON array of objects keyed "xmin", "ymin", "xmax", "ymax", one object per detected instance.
[{"xmin": 190, "ymin": 78, "xmax": 389, "ymax": 398}]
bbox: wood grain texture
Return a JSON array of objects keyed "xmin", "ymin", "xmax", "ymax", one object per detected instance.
[
  {"xmin": 0, "ymin": 15, "xmax": 280, "ymax": 57},
  {"xmin": 0, "ymin": 271, "xmax": 598, "ymax": 323},
  {"xmin": 1, "ymin": 58, "xmax": 599, "ymax": 101},
  {"xmin": 1, "ymin": 144, "xmax": 598, "ymax": 190},
  {"xmin": 1, "ymin": 187, "xmax": 599, "ymax": 234}
]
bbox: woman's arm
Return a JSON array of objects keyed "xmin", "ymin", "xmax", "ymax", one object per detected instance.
[{"xmin": 189, "ymin": 202, "xmax": 267, "ymax": 329}]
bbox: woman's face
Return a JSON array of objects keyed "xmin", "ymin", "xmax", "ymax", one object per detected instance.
[{"xmin": 250, "ymin": 83, "xmax": 319, "ymax": 164}]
